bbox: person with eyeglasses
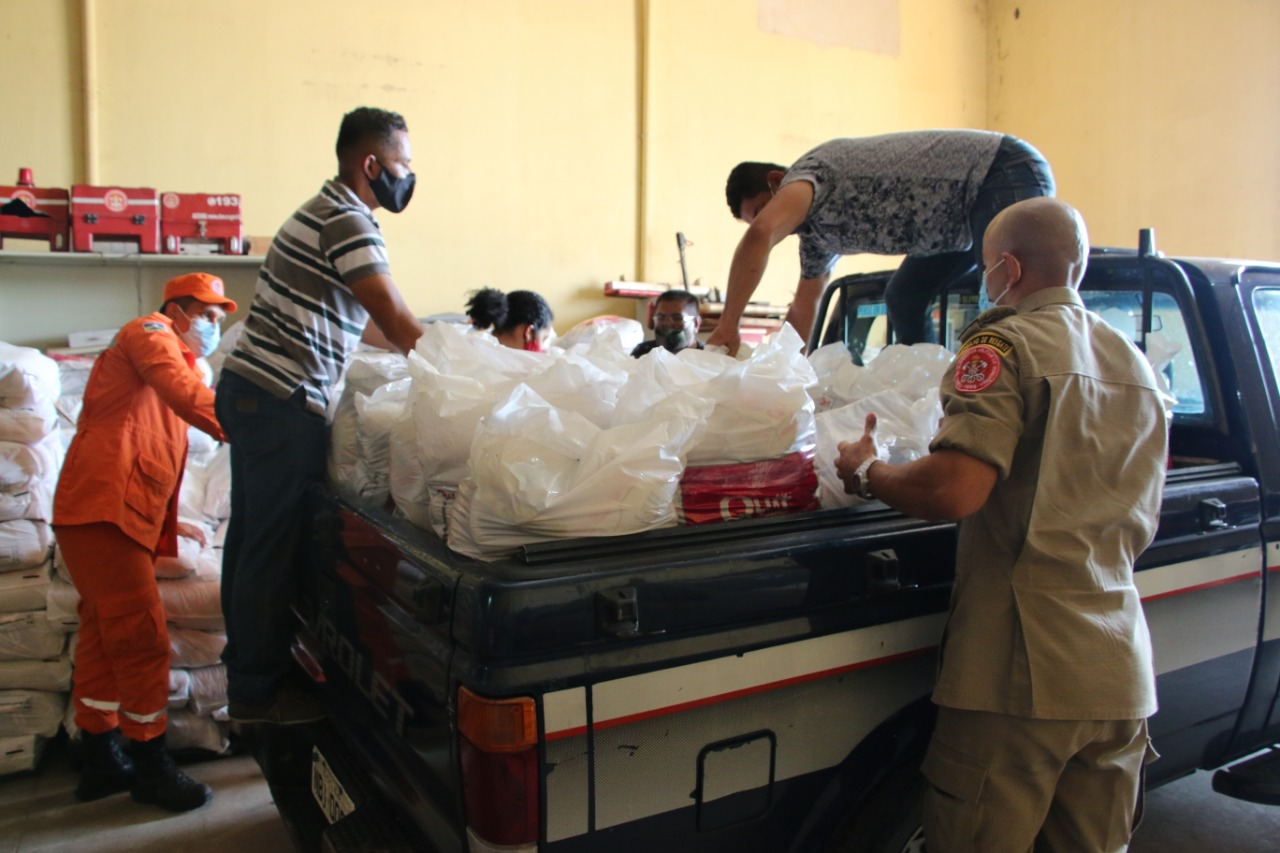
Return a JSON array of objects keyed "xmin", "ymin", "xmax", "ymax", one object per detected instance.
[{"xmin": 631, "ymin": 290, "xmax": 704, "ymax": 357}]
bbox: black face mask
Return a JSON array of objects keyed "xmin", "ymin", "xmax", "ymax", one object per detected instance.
[
  {"xmin": 370, "ymin": 160, "xmax": 415, "ymax": 213},
  {"xmin": 653, "ymin": 325, "xmax": 694, "ymax": 352}
]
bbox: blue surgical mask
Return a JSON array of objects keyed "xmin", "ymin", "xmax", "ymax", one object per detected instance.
[
  {"xmin": 978, "ymin": 258, "xmax": 1008, "ymax": 313},
  {"xmin": 180, "ymin": 314, "xmax": 221, "ymax": 358}
]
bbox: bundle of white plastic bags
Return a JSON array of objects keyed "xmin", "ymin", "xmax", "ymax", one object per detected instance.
[
  {"xmin": 322, "ymin": 318, "xmax": 963, "ymax": 562},
  {"xmin": 809, "ymin": 342, "xmax": 953, "ymax": 509}
]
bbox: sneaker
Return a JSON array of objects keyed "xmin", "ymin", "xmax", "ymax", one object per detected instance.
[{"xmin": 228, "ymin": 683, "xmax": 325, "ymax": 725}]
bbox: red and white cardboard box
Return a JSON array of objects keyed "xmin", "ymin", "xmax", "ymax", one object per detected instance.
[
  {"xmin": 160, "ymin": 191, "xmax": 243, "ymax": 255},
  {"xmin": 0, "ymin": 176, "xmax": 70, "ymax": 251},
  {"xmin": 70, "ymin": 184, "xmax": 160, "ymax": 253}
]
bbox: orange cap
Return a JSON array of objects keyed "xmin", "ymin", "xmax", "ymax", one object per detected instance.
[{"xmin": 162, "ymin": 272, "xmax": 237, "ymax": 312}]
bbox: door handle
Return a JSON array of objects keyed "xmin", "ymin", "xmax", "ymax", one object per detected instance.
[{"xmin": 1198, "ymin": 497, "xmax": 1229, "ymax": 531}]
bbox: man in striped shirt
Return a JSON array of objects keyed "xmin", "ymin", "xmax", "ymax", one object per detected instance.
[{"xmin": 217, "ymin": 107, "xmax": 425, "ymax": 725}]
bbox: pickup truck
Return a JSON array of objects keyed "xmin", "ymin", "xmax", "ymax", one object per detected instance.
[{"xmin": 250, "ymin": 231, "xmax": 1280, "ymax": 853}]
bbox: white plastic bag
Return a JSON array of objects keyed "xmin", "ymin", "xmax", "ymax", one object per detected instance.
[
  {"xmin": 157, "ymin": 576, "xmax": 223, "ymax": 630},
  {"xmin": 0, "ymin": 344, "xmax": 60, "ymax": 408},
  {"xmin": 0, "ymin": 611, "xmax": 67, "ymax": 661},
  {"xmin": 0, "ymin": 561, "xmax": 51, "ymax": 613},
  {"xmin": 0, "ymin": 655, "xmax": 71, "ymax": 692},
  {"xmin": 0, "ymin": 401, "xmax": 59, "ymax": 444},
  {"xmin": 0, "ymin": 520, "xmax": 54, "ymax": 573},
  {"xmin": 169, "ymin": 626, "xmax": 226, "ymax": 669},
  {"xmin": 617, "ymin": 324, "xmax": 817, "ymax": 466},
  {"xmin": 815, "ymin": 390, "xmax": 944, "ymax": 509},
  {"xmin": 554, "ymin": 315, "xmax": 645, "ymax": 356},
  {"xmin": 0, "ymin": 689, "xmax": 65, "ymax": 738},
  {"xmin": 448, "ymin": 384, "xmax": 709, "ymax": 560}
]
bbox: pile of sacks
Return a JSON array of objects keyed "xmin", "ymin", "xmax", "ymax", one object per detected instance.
[
  {"xmin": 44, "ymin": 350, "xmax": 233, "ymax": 756},
  {"xmin": 326, "ymin": 320, "xmax": 956, "ymax": 562},
  {"xmin": 0, "ymin": 344, "xmax": 68, "ymax": 776}
]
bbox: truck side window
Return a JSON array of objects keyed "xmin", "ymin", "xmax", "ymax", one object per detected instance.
[
  {"xmin": 1081, "ymin": 289, "xmax": 1206, "ymax": 416},
  {"xmin": 1253, "ymin": 289, "xmax": 1280, "ymax": 392}
]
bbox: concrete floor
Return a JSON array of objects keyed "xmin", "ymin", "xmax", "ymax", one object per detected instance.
[{"xmin": 0, "ymin": 739, "xmax": 1277, "ymax": 852}]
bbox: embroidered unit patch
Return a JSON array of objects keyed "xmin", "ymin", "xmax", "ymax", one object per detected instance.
[
  {"xmin": 962, "ymin": 332, "xmax": 1013, "ymax": 357},
  {"xmin": 954, "ymin": 344, "xmax": 1002, "ymax": 393}
]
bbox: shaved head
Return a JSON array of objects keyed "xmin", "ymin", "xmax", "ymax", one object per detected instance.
[{"xmin": 985, "ymin": 197, "xmax": 1089, "ymax": 293}]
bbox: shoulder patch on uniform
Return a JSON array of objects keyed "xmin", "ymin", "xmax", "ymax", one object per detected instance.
[
  {"xmin": 954, "ymin": 343, "xmax": 1004, "ymax": 393},
  {"xmin": 141, "ymin": 321, "xmax": 168, "ymax": 333},
  {"xmin": 960, "ymin": 331, "xmax": 1014, "ymax": 358}
]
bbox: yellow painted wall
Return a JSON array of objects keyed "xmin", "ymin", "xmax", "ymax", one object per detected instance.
[
  {"xmin": 988, "ymin": 0, "xmax": 1280, "ymax": 260},
  {"xmin": 0, "ymin": 1, "xmax": 81, "ymax": 193},
  {"xmin": 643, "ymin": 0, "xmax": 988, "ymax": 307},
  {"xmin": 3, "ymin": 0, "xmax": 1278, "ymax": 338}
]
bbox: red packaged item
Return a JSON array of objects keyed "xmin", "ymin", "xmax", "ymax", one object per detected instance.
[
  {"xmin": 70, "ymin": 184, "xmax": 160, "ymax": 253},
  {"xmin": 160, "ymin": 191, "xmax": 243, "ymax": 255},
  {"xmin": 678, "ymin": 450, "xmax": 819, "ymax": 525},
  {"xmin": 0, "ymin": 168, "xmax": 70, "ymax": 251}
]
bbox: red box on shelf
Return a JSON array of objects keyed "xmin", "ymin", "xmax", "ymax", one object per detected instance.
[
  {"xmin": 160, "ymin": 191, "xmax": 243, "ymax": 255},
  {"xmin": 70, "ymin": 184, "xmax": 160, "ymax": 253},
  {"xmin": 0, "ymin": 168, "xmax": 70, "ymax": 251}
]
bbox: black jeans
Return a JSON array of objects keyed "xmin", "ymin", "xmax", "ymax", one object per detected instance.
[
  {"xmin": 886, "ymin": 136, "xmax": 1057, "ymax": 345},
  {"xmin": 216, "ymin": 369, "xmax": 328, "ymax": 706}
]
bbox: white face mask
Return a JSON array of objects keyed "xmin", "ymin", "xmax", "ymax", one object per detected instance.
[{"xmin": 179, "ymin": 312, "xmax": 221, "ymax": 357}]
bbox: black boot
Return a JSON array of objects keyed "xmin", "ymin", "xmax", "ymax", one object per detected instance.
[
  {"xmin": 74, "ymin": 728, "xmax": 136, "ymax": 802},
  {"xmin": 127, "ymin": 734, "xmax": 212, "ymax": 812}
]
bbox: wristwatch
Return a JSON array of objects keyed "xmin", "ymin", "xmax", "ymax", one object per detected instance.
[{"xmin": 852, "ymin": 456, "xmax": 879, "ymax": 500}]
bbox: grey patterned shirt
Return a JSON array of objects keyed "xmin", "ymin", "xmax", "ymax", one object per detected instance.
[
  {"xmin": 224, "ymin": 180, "xmax": 390, "ymax": 415},
  {"xmin": 780, "ymin": 130, "xmax": 1004, "ymax": 278}
]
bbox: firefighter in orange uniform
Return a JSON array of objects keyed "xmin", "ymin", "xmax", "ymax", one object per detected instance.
[{"xmin": 53, "ymin": 272, "xmax": 235, "ymax": 812}]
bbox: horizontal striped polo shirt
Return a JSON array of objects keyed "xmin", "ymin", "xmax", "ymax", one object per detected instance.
[{"xmin": 224, "ymin": 179, "xmax": 389, "ymax": 415}]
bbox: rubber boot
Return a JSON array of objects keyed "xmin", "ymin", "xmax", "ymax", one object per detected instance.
[
  {"xmin": 74, "ymin": 728, "xmax": 136, "ymax": 802},
  {"xmin": 127, "ymin": 734, "xmax": 212, "ymax": 812}
]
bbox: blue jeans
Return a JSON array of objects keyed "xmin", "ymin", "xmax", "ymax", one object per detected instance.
[
  {"xmin": 886, "ymin": 136, "xmax": 1057, "ymax": 345},
  {"xmin": 216, "ymin": 369, "xmax": 328, "ymax": 706}
]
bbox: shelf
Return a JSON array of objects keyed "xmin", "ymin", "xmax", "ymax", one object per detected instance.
[{"xmin": 0, "ymin": 251, "xmax": 261, "ymax": 268}]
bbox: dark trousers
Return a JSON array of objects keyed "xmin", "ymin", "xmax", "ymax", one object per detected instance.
[
  {"xmin": 216, "ymin": 369, "xmax": 328, "ymax": 706},
  {"xmin": 886, "ymin": 136, "xmax": 1058, "ymax": 345}
]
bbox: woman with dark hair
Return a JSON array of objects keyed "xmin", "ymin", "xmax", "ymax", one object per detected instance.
[{"xmin": 465, "ymin": 287, "xmax": 555, "ymax": 352}]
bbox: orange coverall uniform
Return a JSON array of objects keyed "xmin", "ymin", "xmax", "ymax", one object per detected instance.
[{"xmin": 53, "ymin": 312, "xmax": 224, "ymax": 742}]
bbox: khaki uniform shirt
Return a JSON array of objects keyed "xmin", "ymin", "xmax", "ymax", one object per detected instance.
[{"xmin": 928, "ymin": 287, "xmax": 1167, "ymax": 720}]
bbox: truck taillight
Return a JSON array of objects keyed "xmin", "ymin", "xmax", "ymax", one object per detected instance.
[{"xmin": 458, "ymin": 686, "xmax": 539, "ymax": 849}]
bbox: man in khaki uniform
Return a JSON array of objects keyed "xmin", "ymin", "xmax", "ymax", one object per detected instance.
[{"xmin": 836, "ymin": 197, "xmax": 1168, "ymax": 851}]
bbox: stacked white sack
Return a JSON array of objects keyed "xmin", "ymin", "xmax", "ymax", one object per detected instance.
[
  {"xmin": 50, "ymin": 353, "xmax": 96, "ymax": 451},
  {"xmin": 809, "ymin": 343, "xmax": 953, "ymax": 509},
  {"xmin": 0, "ymin": 343, "xmax": 66, "ymax": 774},
  {"xmin": 163, "ymin": 436, "xmax": 232, "ymax": 754}
]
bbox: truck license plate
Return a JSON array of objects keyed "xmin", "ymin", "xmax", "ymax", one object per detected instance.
[{"xmin": 311, "ymin": 746, "xmax": 355, "ymax": 825}]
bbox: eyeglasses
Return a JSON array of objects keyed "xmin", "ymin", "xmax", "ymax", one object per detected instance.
[{"xmin": 654, "ymin": 313, "xmax": 694, "ymax": 324}]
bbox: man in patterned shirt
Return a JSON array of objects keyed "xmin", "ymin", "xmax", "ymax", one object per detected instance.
[
  {"xmin": 712, "ymin": 130, "xmax": 1055, "ymax": 351},
  {"xmin": 217, "ymin": 107, "xmax": 425, "ymax": 724}
]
